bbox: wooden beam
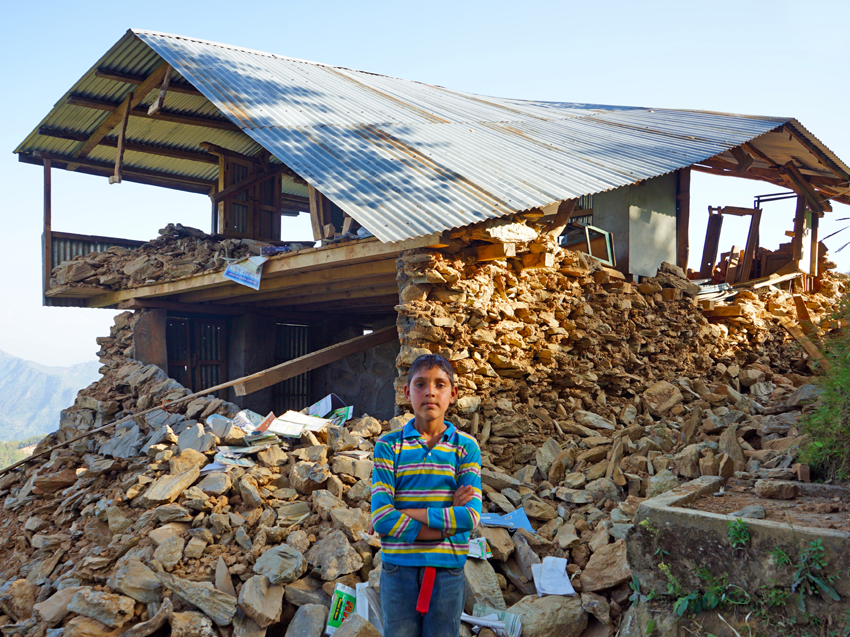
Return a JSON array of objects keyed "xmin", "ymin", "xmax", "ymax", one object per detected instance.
[
  {"xmin": 715, "ymin": 206, "xmax": 756, "ymax": 217},
  {"xmin": 676, "ymin": 168, "xmax": 691, "ymax": 271},
  {"xmin": 793, "ymin": 295, "xmax": 814, "ymax": 335},
  {"xmin": 698, "ymin": 213, "xmax": 723, "ymax": 278},
  {"xmin": 741, "ymin": 142, "xmax": 779, "ymax": 167},
  {"xmin": 108, "ymin": 94, "xmax": 132, "ymax": 184},
  {"xmin": 703, "ymin": 306, "xmax": 743, "ymax": 318},
  {"xmin": 233, "ymin": 325, "xmax": 398, "ymax": 396},
  {"xmin": 309, "ymin": 185, "xmax": 334, "ymax": 240},
  {"xmin": 697, "ymin": 157, "xmax": 848, "ymax": 188},
  {"xmin": 810, "ymin": 212, "xmax": 820, "ymax": 276},
  {"xmin": 280, "ymin": 194, "xmax": 310, "ymax": 214},
  {"xmin": 38, "ymin": 127, "xmax": 218, "ymax": 164},
  {"xmin": 778, "ymin": 317, "xmax": 831, "ymax": 372},
  {"xmin": 116, "ymin": 298, "xmax": 330, "ymax": 321},
  {"xmin": 783, "ymin": 124, "xmax": 850, "ymax": 181},
  {"xmin": 86, "ymin": 234, "xmax": 442, "ymax": 308},
  {"xmin": 95, "ymin": 68, "xmax": 203, "ymax": 96},
  {"xmin": 18, "ymin": 153, "xmax": 212, "ymax": 195},
  {"xmin": 781, "ymin": 162, "xmax": 832, "ymax": 214},
  {"xmin": 74, "ymin": 62, "xmax": 169, "ymax": 161},
  {"xmin": 792, "ymin": 195, "xmax": 806, "ymax": 261},
  {"xmin": 210, "ymin": 273, "xmax": 398, "ymax": 306},
  {"xmin": 43, "ymin": 160, "xmax": 52, "ymax": 298},
  {"xmin": 288, "ymin": 294, "xmax": 400, "ymax": 313},
  {"xmin": 67, "ymin": 95, "xmax": 240, "ymax": 132},
  {"xmin": 738, "ymin": 208, "xmax": 761, "ymax": 282},
  {"xmin": 200, "ymin": 142, "xmax": 260, "ymax": 163},
  {"xmin": 249, "ymin": 284, "xmax": 399, "ymax": 308},
  {"xmin": 178, "ymin": 258, "xmax": 397, "ymax": 303},
  {"xmin": 31, "ymin": 151, "xmax": 216, "ymax": 189},
  {"xmin": 471, "ymin": 243, "xmax": 516, "ymax": 262},
  {"xmin": 147, "ymin": 66, "xmax": 171, "ymax": 116},
  {"xmin": 729, "ymin": 146, "xmax": 754, "ymax": 173},
  {"xmin": 211, "ymin": 164, "xmax": 291, "ymax": 204},
  {"xmin": 545, "ymin": 199, "xmax": 577, "ymax": 237}
]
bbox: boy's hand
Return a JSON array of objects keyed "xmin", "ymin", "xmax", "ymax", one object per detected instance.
[{"xmin": 453, "ymin": 485, "xmax": 474, "ymax": 507}]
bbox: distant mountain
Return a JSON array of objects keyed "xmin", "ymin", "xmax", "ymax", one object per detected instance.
[{"xmin": 0, "ymin": 350, "xmax": 101, "ymax": 440}]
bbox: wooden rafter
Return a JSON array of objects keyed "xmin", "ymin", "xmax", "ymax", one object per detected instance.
[
  {"xmin": 74, "ymin": 62, "xmax": 170, "ymax": 161},
  {"xmin": 31, "ymin": 150, "xmax": 216, "ymax": 189},
  {"xmin": 729, "ymin": 146, "xmax": 754, "ymax": 173},
  {"xmin": 38, "ymin": 127, "xmax": 218, "ymax": 164},
  {"xmin": 200, "ymin": 142, "xmax": 261, "ymax": 163},
  {"xmin": 108, "ymin": 94, "xmax": 132, "ymax": 184},
  {"xmin": 780, "ymin": 162, "xmax": 832, "ymax": 214},
  {"xmin": 783, "ymin": 124, "xmax": 849, "ymax": 181},
  {"xmin": 95, "ymin": 68, "xmax": 203, "ymax": 97},
  {"xmin": 67, "ymin": 95, "xmax": 240, "ymax": 131}
]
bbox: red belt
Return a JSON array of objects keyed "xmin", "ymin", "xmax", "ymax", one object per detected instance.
[{"xmin": 416, "ymin": 566, "xmax": 436, "ymax": 614}]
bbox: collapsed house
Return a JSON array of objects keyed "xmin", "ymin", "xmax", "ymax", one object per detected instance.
[{"xmin": 5, "ymin": 29, "xmax": 850, "ymax": 637}]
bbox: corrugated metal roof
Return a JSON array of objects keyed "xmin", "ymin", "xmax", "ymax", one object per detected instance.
[{"xmin": 16, "ymin": 30, "xmax": 849, "ymax": 242}]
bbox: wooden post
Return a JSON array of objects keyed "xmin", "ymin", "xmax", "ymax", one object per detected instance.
[
  {"xmin": 738, "ymin": 208, "xmax": 762, "ymax": 283},
  {"xmin": 309, "ymin": 184, "xmax": 334, "ymax": 240},
  {"xmin": 109, "ymin": 94, "xmax": 132, "ymax": 185},
  {"xmin": 699, "ymin": 213, "xmax": 723, "ymax": 278},
  {"xmin": 43, "ymin": 159, "xmax": 52, "ymax": 299},
  {"xmin": 676, "ymin": 168, "xmax": 691, "ymax": 271},
  {"xmin": 792, "ymin": 195, "xmax": 806, "ymax": 262},
  {"xmin": 810, "ymin": 212, "xmax": 820, "ymax": 276}
]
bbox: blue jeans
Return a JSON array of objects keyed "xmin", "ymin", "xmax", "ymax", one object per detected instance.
[{"xmin": 380, "ymin": 563, "xmax": 466, "ymax": 637}]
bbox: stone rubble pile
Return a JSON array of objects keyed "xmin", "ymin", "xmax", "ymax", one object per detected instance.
[
  {"xmin": 2, "ymin": 215, "xmax": 844, "ymax": 637},
  {"xmin": 50, "ymin": 224, "xmax": 267, "ymax": 292}
]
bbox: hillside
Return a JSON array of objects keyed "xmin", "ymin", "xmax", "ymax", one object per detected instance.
[{"xmin": 0, "ymin": 350, "xmax": 100, "ymax": 440}]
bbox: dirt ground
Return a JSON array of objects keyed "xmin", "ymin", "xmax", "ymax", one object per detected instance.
[{"xmin": 679, "ymin": 479, "xmax": 850, "ymax": 532}]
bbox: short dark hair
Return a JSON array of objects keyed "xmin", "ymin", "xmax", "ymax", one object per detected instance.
[{"xmin": 407, "ymin": 354, "xmax": 455, "ymax": 386}]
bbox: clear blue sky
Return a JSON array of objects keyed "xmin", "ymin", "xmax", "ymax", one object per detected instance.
[{"xmin": 2, "ymin": 0, "xmax": 848, "ymax": 366}]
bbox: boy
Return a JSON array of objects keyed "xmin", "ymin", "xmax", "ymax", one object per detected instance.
[{"xmin": 371, "ymin": 354, "xmax": 482, "ymax": 637}]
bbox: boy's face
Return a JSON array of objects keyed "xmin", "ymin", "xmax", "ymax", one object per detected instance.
[{"xmin": 404, "ymin": 365, "xmax": 458, "ymax": 423}]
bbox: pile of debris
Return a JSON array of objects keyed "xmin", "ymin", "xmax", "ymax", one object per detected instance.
[
  {"xmin": 0, "ymin": 289, "xmax": 839, "ymax": 636},
  {"xmin": 50, "ymin": 225, "xmax": 270, "ymax": 292}
]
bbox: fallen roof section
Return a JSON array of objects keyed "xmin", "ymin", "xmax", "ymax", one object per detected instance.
[{"xmin": 15, "ymin": 29, "xmax": 850, "ymax": 242}]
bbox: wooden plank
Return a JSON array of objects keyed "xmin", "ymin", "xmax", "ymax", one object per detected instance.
[
  {"xmin": 725, "ymin": 246, "xmax": 743, "ymax": 284},
  {"xmin": 676, "ymin": 168, "xmax": 691, "ymax": 270},
  {"xmin": 250, "ymin": 284, "xmax": 399, "ymax": 308},
  {"xmin": 75, "ymin": 63, "xmax": 169, "ymax": 160},
  {"xmin": 781, "ymin": 162, "xmax": 832, "ymax": 214},
  {"xmin": 86, "ymin": 234, "xmax": 442, "ymax": 308},
  {"xmin": 697, "ymin": 299, "xmax": 715, "ymax": 311},
  {"xmin": 519, "ymin": 253, "xmax": 555, "ymax": 270},
  {"xmin": 699, "ymin": 214, "xmax": 723, "ymax": 278},
  {"xmin": 779, "ymin": 318, "xmax": 831, "ymax": 372},
  {"xmin": 718, "ymin": 206, "xmax": 756, "ymax": 217},
  {"xmin": 108, "ymin": 94, "xmax": 132, "ymax": 184},
  {"xmin": 233, "ymin": 326, "xmax": 398, "ymax": 396},
  {"xmin": 39, "ymin": 127, "xmax": 218, "ymax": 164},
  {"xmin": 95, "ymin": 68, "xmax": 203, "ymax": 96},
  {"xmin": 66, "ymin": 95, "xmax": 241, "ymax": 132},
  {"xmin": 209, "ymin": 273, "xmax": 398, "ymax": 306},
  {"xmin": 738, "ymin": 208, "xmax": 762, "ymax": 282},
  {"xmin": 793, "ymin": 294, "xmax": 814, "ymax": 335},
  {"xmin": 42, "ymin": 160, "xmax": 51, "ymax": 299},
  {"xmin": 545, "ymin": 199, "xmax": 577, "ymax": 237},
  {"xmin": 179, "ymin": 259, "xmax": 398, "ymax": 303}
]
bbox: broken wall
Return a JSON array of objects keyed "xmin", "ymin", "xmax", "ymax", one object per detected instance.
[{"xmin": 591, "ymin": 174, "xmax": 678, "ymax": 277}]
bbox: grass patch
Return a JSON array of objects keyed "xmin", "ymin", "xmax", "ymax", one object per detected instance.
[{"xmin": 798, "ymin": 295, "xmax": 850, "ymax": 484}]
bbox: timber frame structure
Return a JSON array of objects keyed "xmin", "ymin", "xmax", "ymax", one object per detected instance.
[{"xmin": 14, "ymin": 29, "xmax": 850, "ymax": 412}]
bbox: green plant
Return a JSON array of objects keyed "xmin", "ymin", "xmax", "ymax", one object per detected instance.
[
  {"xmin": 762, "ymin": 585, "xmax": 791, "ymax": 608},
  {"xmin": 727, "ymin": 518, "xmax": 750, "ymax": 548},
  {"xmin": 792, "ymin": 539, "xmax": 841, "ymax": 611},
  {"xmin": 799, "ymin": 295, "xmax": 850, "ymax": 483},
  {"xmin": 770, "ymin": 546, "xmax": 792, "ymax": 567}
]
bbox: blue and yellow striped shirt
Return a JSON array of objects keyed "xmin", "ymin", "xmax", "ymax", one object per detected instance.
[{"xmin": 371, "ymin": 419, "xmax": 482, "ymax": 568}]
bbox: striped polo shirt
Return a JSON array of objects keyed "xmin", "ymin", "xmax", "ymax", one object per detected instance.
[{"xmin": 371, "ymin": 419, "xmax": 482, "ymax": 568}]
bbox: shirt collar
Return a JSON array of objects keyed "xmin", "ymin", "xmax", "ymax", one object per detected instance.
[{"xmin": 403, "ymin": 419, "xmax": 456, "ymax": 441}]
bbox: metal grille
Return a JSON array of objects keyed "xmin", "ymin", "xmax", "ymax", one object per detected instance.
[
  {"xmin": 272, "ymin": 323, "xmax": 311, "ymax": 414},
  {"xmin": 576, "ymin": 194, "xmax": 594, "ymax": 211}
]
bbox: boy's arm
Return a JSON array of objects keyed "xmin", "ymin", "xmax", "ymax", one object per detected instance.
[
  {"xmin": 424, "ymin": 444, "xmax": 482, "ymax": 536},
  {"xmin": 370, "ymin": 438, "xmax": 423, "ymax": 542}
]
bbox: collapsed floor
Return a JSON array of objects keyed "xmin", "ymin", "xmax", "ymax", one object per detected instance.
[{"xmin": 0, "ymin": 232, "xmax": 846, "ymax": 637}]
